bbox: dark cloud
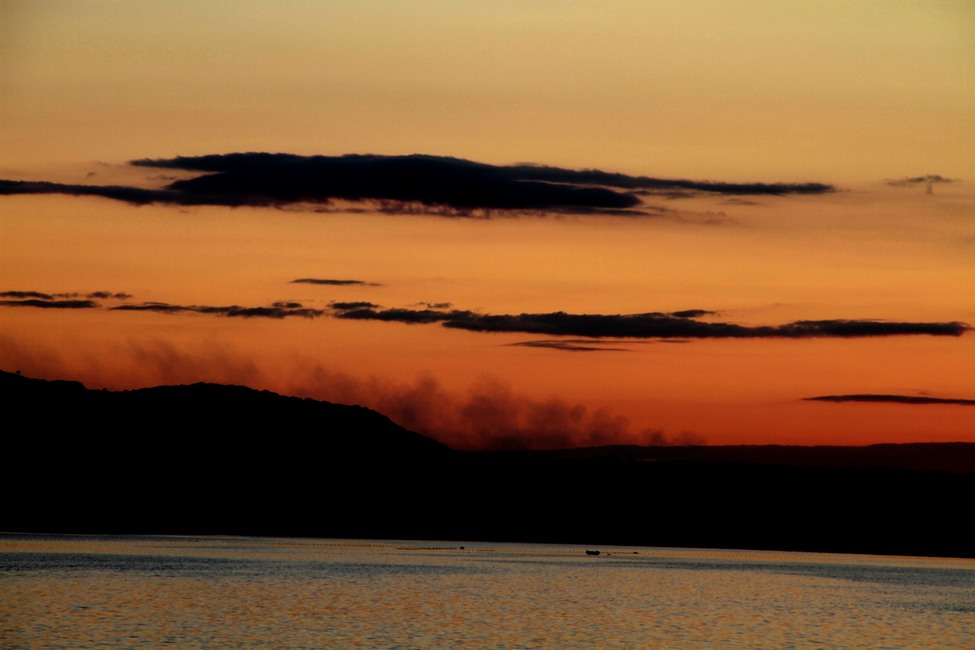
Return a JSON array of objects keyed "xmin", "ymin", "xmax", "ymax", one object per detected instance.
[
  {"xmin": 806, "ymin": 394, "xmax": 975, "ymax": 406},
  {"xmin": 506, "ymin": 162, "xmax": 833, "ymax": 195},
  {"xmin": 333, "ymin": 306, "xmax": 465, "ymax": 325},
  {"xmin": 112, "ymin": 301, "xmax": 324, "ymax": 319},
  {"xmin": 1, "ymin": 153, "xmax": 834, "ymax": 215},
  {"xmin": 775, "ymin": 320, "xmax": 970, "ymax": 337},
  {"xmin": 112, "ymin": 301, "xmax": 186, "ymax": 314},
  {"xmin": 0, "ymin": 298, "xmax": 98, "ymax": 309},
  {"xmin": 291, "ymin": 278, "xmax": 379, "ymax": 286},
  {"xmin": 510, "ymin": 340, "xmax": 631, "ymax": 352},
  {"xmin": 0, "ymin": 179, "xmax": 194, "ymax": 205},
  {"xmin": 723, "ymin": 198, "xmax": 763, "ymax": 206},
  {"xmin": 669, "ymin": 309, "xmax": 718, "ymax": 319},
  {"xmin": 0, "ymin": 290, "xmax": 108, "ymax": 309},
  {"xmin": 329, "ymin": 301, "xmax": 380, "ymax": 310},
  {"xmin": 331, "ymin": 304, "xmax": 971, "ymax": 339},
  {"xmin": 440, "ymin": 312, "xmax": 739, "ymax": 337},
  {"xmin": 887, "ymin": 175, "xmax": 956, "ymax": 187},
  {"xmin": 0, "ymin": 291, "xmax": 55, "ymax": 300},
  {"xmin": 131, "ymin": 153, "xmax": 643, "ymax": 212},
  {"xmin": 8, "ymin": 288, "xmax": 969, "ymax": 340},
  {"xmin": 1, "ymin": 289, "xmax": 129, "ymax": 307},
  {"xmin": 448, "ymin": 314, "xmax": 971, "ymax": 338}
]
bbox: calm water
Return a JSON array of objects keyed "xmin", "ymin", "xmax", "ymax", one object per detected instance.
[{"xmin": 1, "ymin": 534, "xmax": 973, "ymax": 649}]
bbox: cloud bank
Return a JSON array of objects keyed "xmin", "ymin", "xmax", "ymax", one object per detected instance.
[
  {"xmin": 1, "ymin": 153, "xmax": 835, "ymax": 215},
  {"xmin": 6, "ymin": 288, "xmax": 969, "ymax": 340},
  {"xmin": 330, "ymin": 304, "xmax": 970, "ymax": 339}
]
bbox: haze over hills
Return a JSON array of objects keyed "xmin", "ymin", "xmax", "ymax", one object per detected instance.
[{"xmin": 3, "ymin": 370, "xmax": 973, "ymax": 558}]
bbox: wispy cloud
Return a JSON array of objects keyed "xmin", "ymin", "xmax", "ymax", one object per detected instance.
[
  {"xmin": 2, "ymin": 289, "xmax": 324, "ymax": 320},
  {"xmin": 806, "ymin": 394, "xmax": 975, "ymax": 406},
  {"xmin": 289, "ymin": 370, "xmax": 705, "ymax": 450},
  {"xmin": 510, "ymin": 340, "xmax": 631, "ymax": 352},
  {"xmin": 1, "ymin": 153, "xmax": 835, "ymax": 215},
  {"xmin": 112, "ymin": 301, "xmax": 325, "ymax": 319},
  {"xmin": 0, "ymin": 179, "xmax": 189, "ymax": 205},
  {"xmin": 1, "ymin": 290, "xmax": 130, "ymax": 300}
]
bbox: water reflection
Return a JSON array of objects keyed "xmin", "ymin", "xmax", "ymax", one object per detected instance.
[{"xmin": 2, "ymin": 534, "xmax": 973, "ymax": 648}]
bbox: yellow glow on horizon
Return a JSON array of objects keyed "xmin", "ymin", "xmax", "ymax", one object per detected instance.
[{"xmin": 2, "ymin": 1, "xmax": 973, "ymax": 180}]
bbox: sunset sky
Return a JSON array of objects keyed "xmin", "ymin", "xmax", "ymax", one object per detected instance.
[{"xmin": 2, "ymin": 1, "xmax": 973, "ymax": 449}]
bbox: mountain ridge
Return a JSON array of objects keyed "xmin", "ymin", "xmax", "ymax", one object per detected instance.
[{"xmin": 3, "ymin": 369, "xmax": 973, "ymax": 558}]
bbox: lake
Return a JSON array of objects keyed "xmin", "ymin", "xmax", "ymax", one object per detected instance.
[{"xmin": 2, "ymin": 533, "xmax": 973, "ymax": 648}]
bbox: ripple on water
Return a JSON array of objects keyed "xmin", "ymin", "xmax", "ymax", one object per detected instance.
[{"xmin": 2, "ymin": 535, "xmax": 973, "ymax": 649}]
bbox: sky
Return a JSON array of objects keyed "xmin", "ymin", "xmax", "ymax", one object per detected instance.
[{"xmin": 2, "ymin": 1, "xmax": 973, "ymax": 449}]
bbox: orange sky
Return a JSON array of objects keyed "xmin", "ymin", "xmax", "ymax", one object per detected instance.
[{"xmin": 2, "ymin": 2, "xmax": 973, "ymax": 448}]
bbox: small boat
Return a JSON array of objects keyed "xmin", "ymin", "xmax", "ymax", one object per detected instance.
[{"xmin": 585, "ymin": 550, "xmax": 600, "ymax": 556}]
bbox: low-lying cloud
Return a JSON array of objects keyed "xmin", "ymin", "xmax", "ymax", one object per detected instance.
[
  {"xmin": 291, "ymin": 369, "xmax": 706, "ymax": 450},
  {"xmin": 806, "ymin": 394, "xmax": 975, "ymax": 406},
  {"xmin": 886, "ymin": 175, "xmax": 956, "ymax": 187},
  {"xmin": 0, "ymin": 153, "xmax": 835, "ymax": 215},
  {"xmin": 0, "ymin": 334, "xmax": 701, "ymax": 451},
  {"xmin": 510, "ymin": 340, "xmax": 632, "ymax": 352}
]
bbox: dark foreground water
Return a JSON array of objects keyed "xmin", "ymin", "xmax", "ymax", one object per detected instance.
[{"xmin": 2, "ymin": 533, "xmax": 973, "ymax": 649}]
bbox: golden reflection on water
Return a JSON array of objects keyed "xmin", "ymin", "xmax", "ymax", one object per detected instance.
[{"xmin": 2, "ymin": 534, "xmax": 973, "ymax": 648}]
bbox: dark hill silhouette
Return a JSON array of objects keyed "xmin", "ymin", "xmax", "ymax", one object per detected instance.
[
  {"xmin": 3, "ymin": 370, "xmax": 973, "ymax": 558},
  {"xmin": 2, "ymin": 369, "xmax": 448, "ymax": 458}
]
